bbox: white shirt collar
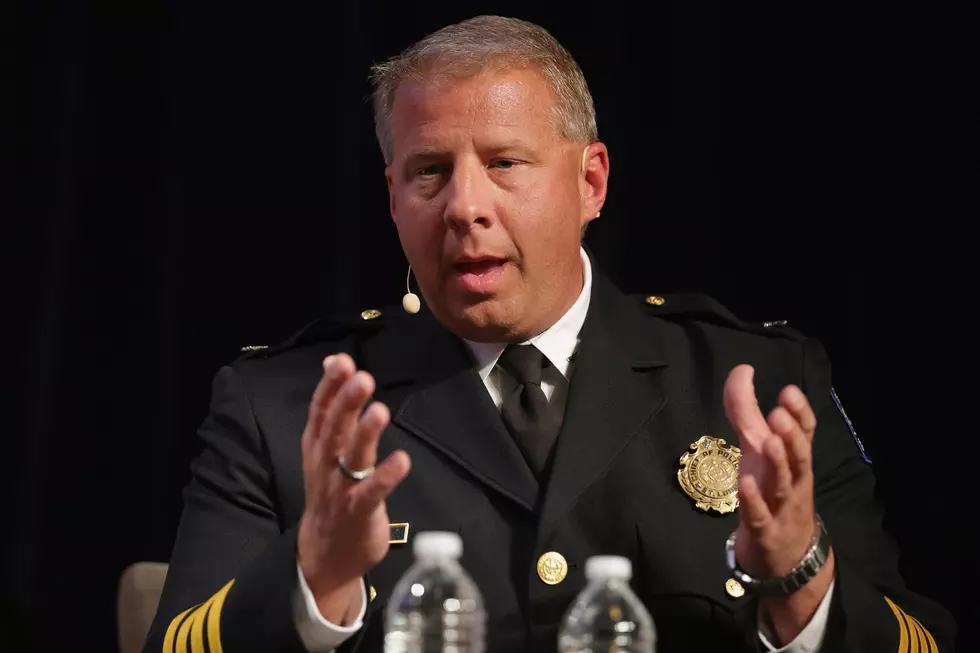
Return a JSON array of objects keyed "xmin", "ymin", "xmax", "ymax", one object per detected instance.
[{"xmin": 464, "ymin": 247, "xmax": 593, "ymax": 382}]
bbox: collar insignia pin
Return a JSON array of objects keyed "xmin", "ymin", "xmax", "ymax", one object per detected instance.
[
  {"xmin": 677, "ymin": 435, "xmax": 741, "ymax": 514},
  {"xmin": 388, "ymin": 522, "xmax": 410, "ymax": 545}
]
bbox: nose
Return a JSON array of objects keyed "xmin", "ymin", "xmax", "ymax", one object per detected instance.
[{"xmin": 443, "ymin": 157, "xmax": 495, "ymax": 233}]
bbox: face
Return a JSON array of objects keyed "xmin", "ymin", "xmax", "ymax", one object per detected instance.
[{"xmin": 385, "ymin": 66, "xmax": 609, "ymax": 342}]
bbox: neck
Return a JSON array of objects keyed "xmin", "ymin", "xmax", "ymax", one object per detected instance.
[{"xmin": 521, "ymin": 265, "xmax": 584, "ymax": 342}]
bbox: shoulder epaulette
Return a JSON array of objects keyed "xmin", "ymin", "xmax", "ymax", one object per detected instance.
[
  {"xmin": 637, "ymin": 293, "xmax": 806, "ymax": 341},
  {"xmin": 752, "ymin": 319, "xmax": 807, "ymax": 340},
  {"xmin": 236, "ymin": 306, "xmax": 388, "ymax": 361}
]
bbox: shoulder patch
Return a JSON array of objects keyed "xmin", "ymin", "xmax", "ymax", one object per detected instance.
[{"xmin": 830, "ymin": 387, "xmax": 872, "ymax": 464}]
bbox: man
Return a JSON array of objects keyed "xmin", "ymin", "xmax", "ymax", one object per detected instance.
[{"xmin": 144, "ymin": 15, "xmax": 954, "ymax": 653}]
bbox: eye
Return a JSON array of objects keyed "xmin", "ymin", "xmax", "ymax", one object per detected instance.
[
  {"xmin": 491, "ymin": 159, "xmax": 517, "ymax": 170},
  {"xmin": 416, "ymin": 163, "xmax": 448, "ymax": 177}
]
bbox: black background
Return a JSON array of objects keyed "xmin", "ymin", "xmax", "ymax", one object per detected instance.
[{"xmin": 12, "ymin": 1, "xmax": 976, "ymax": 651}]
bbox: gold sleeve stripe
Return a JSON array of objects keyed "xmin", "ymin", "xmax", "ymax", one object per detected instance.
[
  {"xmin": 190, "ymin": 600, "xmax": 213, "ymax": 653},
  {"xmin": 909, "ymin": 617, "xmax": 921, "ymax": 653},
  {"xmin": 884, "ymin": 596, "xmax": 911, "ymax": 653},
  {"xmin": 909, "ymin": 613, "xmax": 938, "ymax": 653},
  {"xmin": 205, "ymin": 580, "xmax": 235, "ymax": 653},
  {"xmin": 160, "ymin": 578, "xmax": 235, "ymax": 653},
  {"xmin": 920, "ymin": 618, "xmax": 939, "ymax": 653},
  {"xmin": 913, "ymin": 618, "xmax": 931, "ymax": 653},
  {"xmin": 163, "ymin": 604, "xmax": 198, "ymax": 653},
  {"xmin": 885, "ymin": 596, "xmax": 940, "ymax": 653},
  {"xmin": 173, "ymin": 598, "xmax": 216, "ymax": 653},
  {"xmin": 175, "ymin": 605, "xmax": 197, "ymax": 653}
]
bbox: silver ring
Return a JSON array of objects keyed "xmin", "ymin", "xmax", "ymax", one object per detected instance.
[{"xmin": 337, "ymin": 456, "xmax": 374, "ymax": 481}]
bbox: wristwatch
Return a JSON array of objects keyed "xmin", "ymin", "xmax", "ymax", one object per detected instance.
[{"xmin": 725, "ymin": 515, "xmax": 832, "ymax": 598}]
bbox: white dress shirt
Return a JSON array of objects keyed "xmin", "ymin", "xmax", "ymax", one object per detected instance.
[{"xmin": 292, "ymin": 247, "xmax": 834, "ymax": 652}]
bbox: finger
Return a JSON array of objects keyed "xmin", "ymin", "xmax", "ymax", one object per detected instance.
[
  {"xmin": 351, "ymin": 450, "xmax": 412, "ymax": 512},
  {"xmin": 779, "ymin": 385, "xmax": 817, "ymax": 441},
  {"xmin": 738, "ymin": 474, "xmax": 773, "ymax": 532},
  {"xmin": 344, "ymin": 401, "xmax": 391, "ymax": 472},
  {"xmin": 763, "ymin": 435, "xmax": 793, "ymax": 505},
  {"xmin": 723, "ymin": 365, "xmax": 771, "ymax": 448},
  {"xmin": 323, "ymin": 370, "xmax": 376, "ymax": 460},
  {"xmin": 303, "ymin": 354, "xmax": 355, "ymax": 465},
  {"xmin": 768, "ymin": 405, "xmax": 812, "ymax": 482}
]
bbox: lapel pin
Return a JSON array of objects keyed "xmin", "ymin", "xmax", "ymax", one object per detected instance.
[
  {"xmin": 388, "ymin": 522, "xmax": 410, "ymax": 545},
  {"xmin": 677, "ymin": 435, "xmax": 741, "ymax": 514}
]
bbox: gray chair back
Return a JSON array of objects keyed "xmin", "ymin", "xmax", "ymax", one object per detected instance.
[{"xmin": 117, "ymin": 562, "xmax": 168, "ymax": 653}]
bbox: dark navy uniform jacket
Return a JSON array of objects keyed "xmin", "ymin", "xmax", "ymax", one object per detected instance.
[{"xmin": 144, "ymin": 269, "xmax": 955, "ymax": 653}]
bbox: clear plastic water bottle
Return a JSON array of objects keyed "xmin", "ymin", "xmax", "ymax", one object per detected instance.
[
  {"xmin": 558, "ymin": 555, "xmax": 656, "ymax": 653},
  {"xmin": 384, "ymin": 531, "xmax": 486, "ymax": 653}
]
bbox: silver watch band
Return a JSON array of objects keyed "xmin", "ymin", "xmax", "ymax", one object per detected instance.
[{"xmin": 725, "ymin": 514, "xmax": 831, "ymax": 598}]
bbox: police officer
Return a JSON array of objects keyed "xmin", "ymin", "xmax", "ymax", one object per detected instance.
[{"xmin": 144, "ymin": 15, "xmax": 953, "ymax": 653}]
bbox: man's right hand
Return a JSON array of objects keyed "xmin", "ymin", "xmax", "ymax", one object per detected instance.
[{"xmin": 297, "ymin": 353, "xmax": 412, "ymax": 625}]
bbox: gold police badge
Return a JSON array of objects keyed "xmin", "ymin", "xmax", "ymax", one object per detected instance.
[{"xmin": 678, "ymin": 435, "xmax": 741, "ymax": 514}]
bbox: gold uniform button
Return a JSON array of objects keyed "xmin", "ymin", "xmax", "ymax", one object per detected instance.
[
  {"xmin": 360, "ymin": 309, "xmax": 382, "ymax": 320},
  {"xmin": 536, "ymin": 551, "xmax": 568, "ymax": 585},
  {"xmin": 725, "ymin": 578, "xmax": 745, "ymax": 598},
  {"xmin": 369, "ymin": 585, "xmax": 377, "ymax": 602},
  {"xmin": 645, "ymin": 295, "xmax": 666, "ymax": 306}
]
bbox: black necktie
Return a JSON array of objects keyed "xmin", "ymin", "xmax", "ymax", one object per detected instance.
[{"xmin": 497, "ymin": 344, "xmax": 561, "ymax": 477}]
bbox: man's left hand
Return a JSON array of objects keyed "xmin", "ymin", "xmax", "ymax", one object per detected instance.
[{"xmin": 723, "ymin": 364, "xmax": 835, "ymax": 644}]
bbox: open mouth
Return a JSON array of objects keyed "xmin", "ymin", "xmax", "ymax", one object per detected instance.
[
  {"xmin": 451, "ymin": 258, "xmax": 508, "ymax": 293},
  {"xmin": 453, "ymin": 259, "xmax": 506, "ymax": 276}
]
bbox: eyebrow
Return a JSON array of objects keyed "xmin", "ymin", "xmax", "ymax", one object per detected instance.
[
  {"xmin": 406, "ymin": 146, "xmax": 451, "ymax": 159},
  {"xmin": 402, "ymin": 148, "xmax": 451, "ymax": 171},
  {"xmin": 482, "ymin": 142, "xmax": 536, "ymax": 158},
  {"xmin": 403, "ymin": 143, "xmax": 536, "ymax": 168}
]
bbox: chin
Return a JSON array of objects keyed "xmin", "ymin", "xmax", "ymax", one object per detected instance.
[{"xmin": 439, "ymin": 299, "xmax": 517, "ymax": 343}]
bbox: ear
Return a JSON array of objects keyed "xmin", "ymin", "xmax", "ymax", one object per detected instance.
[
  {"xmin": 579, "ymin": 142, "xmax": 610, "ymax": 228},
  {"xmin": 385, "ymin": 166, "xmax": 398, "ymax": 224}
]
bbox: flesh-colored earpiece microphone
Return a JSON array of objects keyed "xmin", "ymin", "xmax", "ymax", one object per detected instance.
[{"xmin": 403, "ymin": 265, "xmax": 421, "ymax": 314}]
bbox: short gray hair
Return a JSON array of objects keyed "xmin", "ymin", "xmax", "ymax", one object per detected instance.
[{"xmin": 369, "ymin": 15, "xmax": 598, "ymax": 165}]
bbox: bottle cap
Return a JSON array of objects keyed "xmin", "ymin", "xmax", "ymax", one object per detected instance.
[
  {"xmin": 413, "ymin": 531, "xmax": 463, "ymax": 559},
  {"xmin": 585, "ymin": 555, "xmax": 632, "ymax": 581}
]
